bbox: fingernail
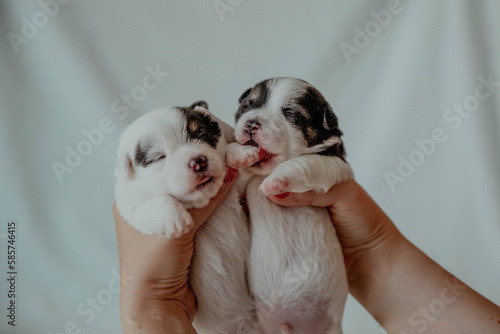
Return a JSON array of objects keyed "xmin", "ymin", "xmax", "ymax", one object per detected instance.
[
  {"xmin": 224, "ymin": 167, "xmax": 238, "ymax": 183},
  {"xmin": 275, "ymin": 192, "xmax": 290, "ymax": 199}
]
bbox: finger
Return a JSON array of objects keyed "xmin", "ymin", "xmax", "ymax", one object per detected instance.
[
  {"xmin": 268, "ymin": 180, "xmax": 354, "ymax": 208},
  {"xmin": 113, "ymin": 202, "xmax": 149, "ymax": 244},
  {"xmin": 113, "ymin": 202, "xmax": 131, "ymax": 236},
  {"xmin": 188, "ymin": 168, "xmax": 238, "ymax": 229},
  {"xmin": 267, "ymin": 191, "xmax": 315, "ymax": 206},
  {"xmin": 113, "ymin": 200, "xmax": 196, "ymax": 281}
]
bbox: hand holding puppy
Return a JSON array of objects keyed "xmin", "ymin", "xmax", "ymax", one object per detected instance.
[
  {"xmin": 114, "ymin": 176, "xmax": 500, "ymax": 333},
  {"xmin": 113, "ymin": 171, "xmax": 237, "ymax": 334},
  {"xmin": 268, "ymin": 179, "xmax": 399, "ymax": 274},
  {"xmin": 269, "ymin": 179, "xmax": 500, "ymax": 333}
]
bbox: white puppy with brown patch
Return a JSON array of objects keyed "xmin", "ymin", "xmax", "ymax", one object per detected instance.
[
  {"xmin": 227, "ymin": 78, "xmax": 354, "ymax": 334},
  {"xmin": 114, "ymin": 101, "xmax": 256, "ymax": 333}
]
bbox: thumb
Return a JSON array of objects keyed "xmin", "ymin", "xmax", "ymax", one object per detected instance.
[
  {"xmin": 267, "ymin": 181, "xmax": 350, "ymax": 208},
  {"xmin": 267, "ymin": 190, "xmax": 316, "ymax": 207}
]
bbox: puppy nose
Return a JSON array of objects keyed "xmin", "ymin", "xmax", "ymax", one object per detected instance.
[
  {"xmin": 245, "ymin": 120, "xmax": 261, "ymax": 133},
  {"xmin": 189, "ymin": 155, "xmax": 208, "ymax": 172}
]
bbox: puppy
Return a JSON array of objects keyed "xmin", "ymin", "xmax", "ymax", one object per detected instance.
[
  {"xmin": 227, "ymin": 78, "xmax": 354, "ymax": 334},
  {"xmin": 114, "ymin": 101, "xmax": 256, "ymax": 333}
]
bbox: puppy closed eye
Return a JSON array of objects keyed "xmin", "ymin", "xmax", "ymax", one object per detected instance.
[
  {"xmin": 154, "ymin": 154, "xmax": 167, "ymax": 162},
  {"xmin": 143, "ymin": 153, "xmax": 166, "ymax": 167}
]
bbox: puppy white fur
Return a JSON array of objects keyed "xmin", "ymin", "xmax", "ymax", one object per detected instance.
[
  {"xmin": 114, "ymin": 102, "xmax": 256, "ymax": 333},
  {"xmin": 227, "ymin": 78, "xmax": 354, "ymax": 334}
]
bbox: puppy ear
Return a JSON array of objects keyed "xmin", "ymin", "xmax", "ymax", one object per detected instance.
[
  {"xmin": 238, "ymin": 88, "xmax": 252, "ymax": 104},
  {"xmin": 210, "ymin": 114, "xmax": 235, "ymax": 143},
  {"xmin": 114, "ymin": 153, "xmax": 134, "ymax": 180},
  {"xmin": 190, "ymin": 100, "xmax": 209, "ymax": 110},
  {"xmin": 322, "ymin": 103, "xmax": 339, "ymax": 130}
]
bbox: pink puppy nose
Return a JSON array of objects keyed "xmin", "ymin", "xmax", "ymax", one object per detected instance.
[
  {"xmin": 189, "ymin": 155, "xmax": 208, "ymax": 172},
  {"xmin": 245, "ymin": 120, "xmax": 261, "ymax": 133}
]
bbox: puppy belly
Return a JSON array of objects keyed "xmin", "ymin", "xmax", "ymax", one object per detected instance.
[
  {"xmin": 247, "ymin": 177, "xmax": 347, "ymax": 334},
  {"xmin": 189, "ymin": 188, "xmax": 257, "ymax": 334}
]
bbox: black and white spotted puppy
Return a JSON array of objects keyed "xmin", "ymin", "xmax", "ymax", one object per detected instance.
[
  {"xmin": 227, "ymin": 78, "xmax": 354, "ymax": 334},
  {"xmin": 114, "ymin": 101, "xmax": 256, "ymax": 333}
]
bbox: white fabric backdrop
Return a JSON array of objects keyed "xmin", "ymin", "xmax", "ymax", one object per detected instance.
[{"xmin": 1, "ymin": 1, "xmax": 499, "ymax": 333}]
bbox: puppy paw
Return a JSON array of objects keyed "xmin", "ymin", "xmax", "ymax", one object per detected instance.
[
  {"xmin": 259, "ymin": 176, "xmax": 290, "ymax": 196},
  {"xmin": 226, "ymin": 143, "xmax": 260, "ymax": 169},
  {"xmin": 136, "ymin": 200, "xmax": 194, "ymax": 238},
  {"xmin": 161, "ymin": 205, "xmax": 194, "ymax": 238}
]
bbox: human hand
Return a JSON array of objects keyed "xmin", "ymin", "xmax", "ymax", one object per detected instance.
[
  {"xmin": 113, "ymin": 168, "xmax": 238, "ymax": 334},
  {"xmin": 268, "ymin": 179, "xmax": 403, "ymax": 276},
  {"xmin": 268, "ymin": 179, "xmax": 500, "ymax": 333}
]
